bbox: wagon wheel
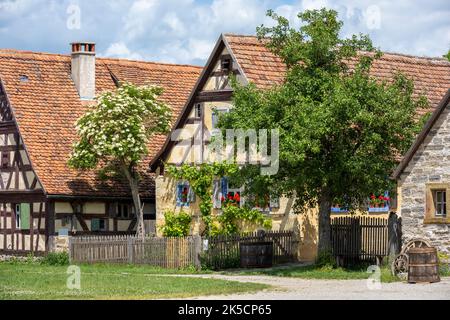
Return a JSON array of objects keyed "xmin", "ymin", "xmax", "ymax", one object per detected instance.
[
  {"xmin": 391, "ymin": 253, "xmax": 409, "ymax": 280},
  {"xmin": 401, "ymin": 239, "xmax": 432, "ymax": 255}
]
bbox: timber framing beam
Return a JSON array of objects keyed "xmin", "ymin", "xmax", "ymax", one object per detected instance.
[
  {"xmin": 0, "ymin": 121, "xmax": 17, "ymax": 134},
  {"xmin": 0, "ymin": 191, "xmax": 46, "ymax": 202},
  {"xmin": 194, "ymin": 90, "xmax": 234, "ymax": 103}
]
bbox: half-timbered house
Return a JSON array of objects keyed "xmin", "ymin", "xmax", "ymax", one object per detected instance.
[
  {"xmin": 0, "ymin": 43, "xmax": 201, "ymax": 255},
  {"xmin": 149, "ymin": 34, "xmax": 450, "ymax": 261}
]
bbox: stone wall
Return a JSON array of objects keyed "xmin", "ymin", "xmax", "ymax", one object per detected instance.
[{"xmin": 398, "ymin": 103, "xmax": 450, "ymax": 254}]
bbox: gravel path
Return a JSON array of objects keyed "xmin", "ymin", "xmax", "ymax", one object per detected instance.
[{"xmin": 172, "ymin": 274, "xmax": 450, "ymax": 300}]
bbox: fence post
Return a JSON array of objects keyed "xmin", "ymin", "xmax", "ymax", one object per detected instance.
[
  {"xmin": 193, "ymin": 235, "xmax": 202, "ymax": 270},
  {"xmin": 128, "ymin": 237, "xmax": 134, "ymax": 264},
  {"xmin": 68, "ymin": 236, "xmax": 73, "ymax": 264},
  {"xmin": 388, "ymin": 212, "xmax": 401, "ymax": 263}
]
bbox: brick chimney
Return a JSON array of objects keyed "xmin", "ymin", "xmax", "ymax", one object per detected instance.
[{"xmin": 71, "ymin": 42, "xmax": 96, "ymax": 100}]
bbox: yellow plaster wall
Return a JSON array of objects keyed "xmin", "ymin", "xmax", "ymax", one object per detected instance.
[
  {"xmin": 83, "ymin": 202, "xmax": 106, "ymax": 214},
  {"xmin": 55, "ymin": 202, "xmax": 73, "ymax": 214},
  {"xmin": 155, "ymin": 174, "xmax": 319, "ymax": 261}
]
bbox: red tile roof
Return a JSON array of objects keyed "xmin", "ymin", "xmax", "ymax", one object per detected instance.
[
  {"xmin": 224, "ymin": 34, "xmax": 450, "ymax": 116},
  {"xmin": 0, "ymin": 49, "xmax": 202, "ymax": 198}
]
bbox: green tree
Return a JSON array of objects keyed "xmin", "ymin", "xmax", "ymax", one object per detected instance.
[
  {"xmin": 444, "ymin": 49, "xmax": 450, "ymax": 61},
  {"xmin": 68, "ymin": 82, "xmax": 172, "ymax": 238},
  {"xmin": 219, "ymin": 9, "xmax": 427, "ymax": 253}
]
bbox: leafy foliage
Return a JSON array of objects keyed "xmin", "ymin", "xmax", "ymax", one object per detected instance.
[
  {"xmin": 166, "ymin": 162, "xmax": 271, "ymax": 236},
  {"xmin": 160, "ymin": 211, "xmax": 193, "ymax": 237},
  {"xmin": 41, "ymin": 252, "xmax": 70, "ymax": 266},
  {"xmin": 211, "ymin": 204, "xmax": 272, "ymax": 236},
  {"xmin": 444, "ymin": 49, "xmax": 450, "ymax": 62},
  {"xmin": 220, "ymin": 8, "xmax": 428, "ymax": 251},
  {"xmin": 166, "ymin": 162, "xmax": 238, "ymax": 234},
  {"xmin": 69, "ymin": 82, "xmax": 171, "ymax": 168},
  {"xmin": 68, "ymin": 82, "xmax": 172, "ymax": 236}
]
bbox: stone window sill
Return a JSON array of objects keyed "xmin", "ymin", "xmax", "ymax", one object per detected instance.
[{"xmin": 423, "ymin": 217, "xmax": 450, "ymax": 224}]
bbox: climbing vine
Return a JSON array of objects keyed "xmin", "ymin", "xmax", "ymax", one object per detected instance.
[{"xmin": 166, "ymin": 162, "xmax": 271, "ymax": 236}]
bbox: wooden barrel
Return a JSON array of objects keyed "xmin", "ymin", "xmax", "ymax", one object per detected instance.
[
  {"xmin": 240, "ymin": 242, "xmax": 273, "ymax": 268},
  {"xmin": 408, "ymin": 247, "xmax": 440, "ymax": 283}
]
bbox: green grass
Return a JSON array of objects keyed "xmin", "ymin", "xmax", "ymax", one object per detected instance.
[
  {"xmin": 223, "ymin": 264, "xmax": 400, "ymax": 282},
  {"xmin": 0, "ymin": 262, "xmax": 268, "ymax": 300}
]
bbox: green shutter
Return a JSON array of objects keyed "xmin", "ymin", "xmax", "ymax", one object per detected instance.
[
  {"xmin": 20, "ymin": 203, "xmax": 31, "ymax": 230},
  {"xmin": 91, "ymin": 219, "xmax": 100, "ymax": 231}
]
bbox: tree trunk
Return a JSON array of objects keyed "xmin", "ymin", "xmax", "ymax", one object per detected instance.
[
  {"xmin": 122, "ymin": 164, "xmax": 145, "ymax": 239},
  {"xmin": 318, "ymin": 191, "xmax": 332, "ymax": 254}
]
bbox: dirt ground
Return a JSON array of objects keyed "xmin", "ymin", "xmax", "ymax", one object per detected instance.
[{"xmin": 173, "ymin": 274, "xmax": 450, "ymax": 300}]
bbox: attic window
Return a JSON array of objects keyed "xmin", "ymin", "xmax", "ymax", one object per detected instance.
[
  {"xmin": 19, "ymin": 75, "xmax": 29, "ymax": 82},
  {"xmin": 221, "ymin": 59, "xmax": 232, "ymax": 72},
  {"xmin": 194, "ymin": 104, "xmax": 202, "ymax": 118}
]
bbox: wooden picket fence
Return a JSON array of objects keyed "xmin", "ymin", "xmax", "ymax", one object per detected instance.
[
  {"xmin": 201, "ymin": 231, "xmax": 296, "ymax": 270},
  {"xmin": 331, "ymin": 216, "xmax": 393, "ymax": 265},
  {"xmin": 69, "ymin": 231, "xmax": 296, "ymax": 270},
  {"xmin": 69, "ymin": 235, "xmax": 201, "ymax": 268}
]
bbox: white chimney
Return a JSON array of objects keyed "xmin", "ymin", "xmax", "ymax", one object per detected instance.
[{"xmin": 71, "ymin": 42, "xmax": 96, "ymax": 100}]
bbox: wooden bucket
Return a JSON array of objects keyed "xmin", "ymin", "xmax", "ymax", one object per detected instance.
[
  {"xmin": 240, "ymin": 242, "xmax": 273, "ymax": 268},
  {"xmin": 408, "ymin": 247, "xmax": 440, "ymax": 283}
]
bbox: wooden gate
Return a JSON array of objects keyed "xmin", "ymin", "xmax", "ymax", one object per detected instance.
[{"xmin": 331, "ymin": 215, "xmax": 398, "ymax": 265}]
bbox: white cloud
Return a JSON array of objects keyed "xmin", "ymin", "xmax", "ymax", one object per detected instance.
[
  {"xmin": 0, "ymin": 0, "xmax": 448, "ymax": 65},
  {"xmin": 103, "ymin": 42, "xmax": 144, "ymax": 60}
]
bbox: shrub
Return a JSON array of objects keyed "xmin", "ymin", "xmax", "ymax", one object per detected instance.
[
  {"xmin": 160, "ymin": 211, "xmax": 192, "ymax": 237},
  {"xmin": 200, "ymin": 250, "xmax": 240, "ymax": 270},
  {"xmin": 438, "ymin": 251, "xmax": 450, "ymax": 276},
  {"xmin": 315, "ymin": 250, "xmax": 336, "ymax": 268},
  {"xmin": 41, "ymin": 252, "xmax": 70, "ymax": 266},
  {"xmin": 210, "ymin": 204, "xmax": 272, "ymax": 236}
]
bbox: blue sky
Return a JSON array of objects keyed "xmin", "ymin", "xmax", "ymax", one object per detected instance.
[{"xmin": 0, "ymin": 0, "xmax": 449, "ymax": 66}]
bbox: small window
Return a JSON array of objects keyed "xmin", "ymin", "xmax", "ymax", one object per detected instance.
[
  {"xmin": 15, "ymin": 204, "xmax": 21, "ymax": 229},
  {"xmin": 194, "ymin": 104, "xmax": 202, "ymax": 118},
  {"xmin": 2, "ymin": 152, "xmax": 10, "ymax": 168},
  {"xmin": 117, "ymin": 203, "xmax": 131, "ymax": 219},
  {"xmin": 91, "ymin": 218, "xmax": 107, "ymax": 232},
  {"xmin": 221, "ymin": 59, "xmax": 232, "ymax": 71},
  {"xmin": 61, "ymin": 216, "xmax": 69, "ymax": 227},
  {"xmin": 434, "ymin": 190, "xmax": 446, "ymax": 217},
  {"xmin": 176, "ymin": 182, "xmax": 195, "ymax": 207},
  {"xmin": 19, "ymin": 75, "xmax": 29, "ymax": 82}
]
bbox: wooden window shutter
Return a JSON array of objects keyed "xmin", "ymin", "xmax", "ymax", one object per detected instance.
[
  {"xmin": 20, "ymin": 203, "xmax": 31, "ymax": 229},
  {"xmin": 176, "ymin": 183, "xmax": 183, "ymax": 207},
  {"xmin": 91, "ymin": 219, "xmax": 100, "ymax": 232},
  {"xmin": 221, "ymin": 177, "xmax": 228, "ymax": 198},
  {"xmin": 213, "ymin": 179, "xmax": 221, "ymax": 209}
]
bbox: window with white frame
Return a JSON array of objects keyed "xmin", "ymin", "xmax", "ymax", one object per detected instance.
[
  {"xmin": 213, "ymin": 177, "xmax": 243, "ymax": 209},
  {"xmin": 176, "ymin": 181, "xmax": 195, "ymax": 207},
  {"xmin": 433, "ymin": 190, "xmax": 447, "ymax": 217}
]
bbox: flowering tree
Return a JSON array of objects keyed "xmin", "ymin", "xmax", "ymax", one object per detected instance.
[{"xmin": 68, "ymin": 82, "xmax": 172, "ymax": 238}]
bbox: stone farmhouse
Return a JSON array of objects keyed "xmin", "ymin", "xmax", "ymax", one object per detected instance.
[
  {"xmin": 393, "ymin": 90, "xmax": 450, "ymax": 254},
  {"xmin": 0, "ymin": 43, "xmax": 201, "ymax": 254}
]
